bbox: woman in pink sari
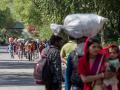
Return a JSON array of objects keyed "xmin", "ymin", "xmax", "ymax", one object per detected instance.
[{"xmin": 78, "ymin": 38, "xmax": 115, "ymax": 90}]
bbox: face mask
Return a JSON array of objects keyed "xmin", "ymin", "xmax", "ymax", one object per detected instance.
[{"xmin": 75, "ymin": 42, "xmax": 85, "ymax": 56}]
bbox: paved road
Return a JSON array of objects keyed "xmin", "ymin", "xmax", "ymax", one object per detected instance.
[
  {"xmin": 0, "ymin": 46, "xmax": 8, "ymax": 53},
  {"xmin": 0, "ymin": 46, "xmax": 45, "ymax": 90},
  {"xmin": 0, "ymin": 46, "xmax": 65, "ymax": 90}
]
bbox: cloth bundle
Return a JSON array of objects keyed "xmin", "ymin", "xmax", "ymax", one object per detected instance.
[{"xmin": 50, "ymin": 14, "xmax": 108, "ymax": 38}]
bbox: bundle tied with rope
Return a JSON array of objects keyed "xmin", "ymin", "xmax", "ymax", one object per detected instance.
[{"xmin": 50, "ymin": 14, "xmax": 108, "ymax": 38}]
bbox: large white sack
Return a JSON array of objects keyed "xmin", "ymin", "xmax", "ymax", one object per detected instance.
[{"xmin": 50, "ymin": 14, "xmax": 108, "ymax": 38}]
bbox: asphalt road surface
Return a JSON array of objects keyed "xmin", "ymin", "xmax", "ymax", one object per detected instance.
[
  {"xmin": 0, "ymin": 46, "xmax": 65, "ymax": 90},
  {"xmin": 0, "ymin": 46, "xmax": 45, "ymax": 90}
]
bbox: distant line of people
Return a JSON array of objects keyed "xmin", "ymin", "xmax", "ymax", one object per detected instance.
[{"xmin": 8, "ymin": 38, "xmax": 49, "ymax": 61}]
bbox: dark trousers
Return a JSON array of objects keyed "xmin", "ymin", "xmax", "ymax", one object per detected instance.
[
  {"xmin": 45, "ymin": 82, "xmax": 61, "ymax": 90},
  {"xmin": 28, "ymin": 52, "xmax": 32, "ymax": 61}
]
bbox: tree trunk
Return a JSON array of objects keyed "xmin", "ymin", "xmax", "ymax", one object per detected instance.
[{"xmin": 101, "ymin": 28, "xmax": 105, "ymax": 47}]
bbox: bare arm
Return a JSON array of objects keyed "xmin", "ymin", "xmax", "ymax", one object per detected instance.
[
  {"xmin": 80, "ymin": 71, "xmax": 115, "ymax": 83},
  {"xmin": 60, "ymin": 49, "xmax": 67, "ymax": 64},
  {"xmin": 80, "ymin": 73, "xmax": 104, "ymax": 83},
  {"xmin": 61, "ymin": 57, "xmax": 67, "ymax": 64}
]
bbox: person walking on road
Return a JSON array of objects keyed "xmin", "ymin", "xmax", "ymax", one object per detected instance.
[
  {"xmin": 78, "ymin": 38, "xmax": 115, "ymax": 90},
  {"xmin": 8, "ymin": 43, "xmax": 14, "ymax": 58},
  {"xmin": 65, "ymin": 37, "xmax": 87, "ymax": 90},
  {"xmin": 44, "ymin": 35, "xmax": 63, "ymax": 90},
  {"xmin": 60, "ymin": 36, "xmax": 77, "ymax": 81}
]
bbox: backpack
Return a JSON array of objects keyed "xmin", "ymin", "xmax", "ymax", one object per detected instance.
[
  {"xmin": 34, "ymin": 48, "xmax": 49, "ymax": 82},
  {"xmin": 41, "ymin": 48, "xmax": 53, "ymax": 82},
  {"xmin": 70, "ymin": 50, "xmax": 83, "ymax": 87}
]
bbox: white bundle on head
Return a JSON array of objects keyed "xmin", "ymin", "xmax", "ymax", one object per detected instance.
[{"xmin": 50, "ymin": 14, "xmax": 108, "ymax": 38}]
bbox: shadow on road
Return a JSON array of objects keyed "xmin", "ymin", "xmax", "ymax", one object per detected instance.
[
  {"xmin": 0, "ymin": 73, "xmax": 38, "ymax": 86},
  {"xmin": 0, "ymin": 61, "xmax": 36, "ymax": 69},
  {"xmin": 0, "ymin": 51, "xmax": 41, "ymax": 87}
]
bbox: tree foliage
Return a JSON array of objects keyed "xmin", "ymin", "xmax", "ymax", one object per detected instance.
[{"xmin": 1, "ymin": 0, "xmax": 120, "ymax": 41}]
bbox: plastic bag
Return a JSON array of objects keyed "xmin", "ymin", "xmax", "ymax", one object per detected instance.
[{"xmin": 50, "ymin": 14, "xmax": 108, "ymax": 38}]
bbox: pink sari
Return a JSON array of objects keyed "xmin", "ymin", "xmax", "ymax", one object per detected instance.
[
  {"xmin": 78, "ymin": 54, "xmax": 106, "ymax": 90},
  {"xmin": 78, "ymin": 38, "xmax": 106, "ymax": 90}
]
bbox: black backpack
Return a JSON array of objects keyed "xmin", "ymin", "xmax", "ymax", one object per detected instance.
[
  {"xmin": 42, "ymin": 48, "xmax": 53, "ymax": 82},
  {"xmin": 70, "ymin": 50, "xmax": 83, "ymax": 87},
  {"xmin": 34, "ymin": 47, "xmax": 52, "ymax": 82}
]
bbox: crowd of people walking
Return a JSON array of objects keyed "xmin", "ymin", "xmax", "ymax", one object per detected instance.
[
  {"xmin": 8, "ymin": 38, "xmax": 48, "ymax": 61},
  {"xmin": 7, "ymin": 13, "xmax": 120, "ymax": 90},
  {"xmin": 8, "ymin": 35, "xmax": 120, "ymax": 90}
]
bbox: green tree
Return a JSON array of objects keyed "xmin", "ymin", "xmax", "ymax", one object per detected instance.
[{"xmin": 1, "ymin": 0, "xmax": 120, "ymax": 42}]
